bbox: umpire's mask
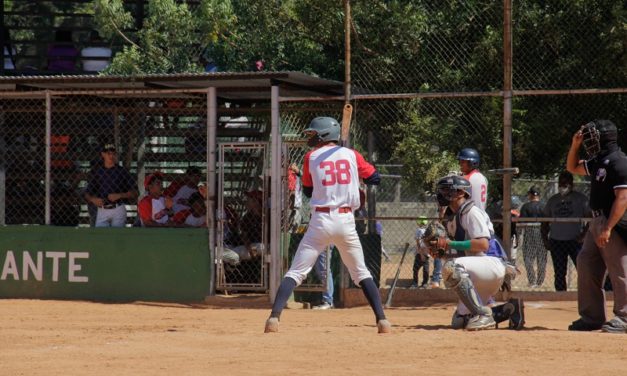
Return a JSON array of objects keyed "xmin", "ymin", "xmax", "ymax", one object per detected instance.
[{"xmin": 582, "ymin": 120, "xmax": 618, "ymax": 159}]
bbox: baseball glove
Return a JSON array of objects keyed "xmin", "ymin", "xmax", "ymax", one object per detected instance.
[{"xmin": 421, "ymin": 220, "xmax": 449, "ymax": 258}]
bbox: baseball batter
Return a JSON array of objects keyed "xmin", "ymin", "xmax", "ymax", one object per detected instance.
[
  {"xmin": 427, "ymin": 175, "xmax": 524, "ymax": 330},
  {"xmin": 457, "ymin": 148, "xmax": 488, "ymax": 210},
  {"xmin": 264, "ymin": 116, "xmax": 391, "ymax": 334}
]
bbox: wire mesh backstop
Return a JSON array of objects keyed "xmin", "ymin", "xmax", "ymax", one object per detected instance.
[{"xmin": 1, "ymin": 0, "xmax": 625, "ymax": 301}]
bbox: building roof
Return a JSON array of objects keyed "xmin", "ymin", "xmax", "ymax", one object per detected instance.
[{"xmin": 0, "ymin": 71, "xmax": 344, "ymax": 101}]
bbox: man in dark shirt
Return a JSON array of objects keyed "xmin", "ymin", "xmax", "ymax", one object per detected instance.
[
  {"xmin": 566, "ymin": 119, "xmax": 627, "ymax": 333},
  {"xmin": 519, "ymin": 186, "xmax": 547, "ymax": 288},
  {"xmin": 540, "ymin": 171, "xmax": 590, "ymax": 291},
  {"xmin": 85, "ymin": 143, "xmax": 137, "ymax": 227}
]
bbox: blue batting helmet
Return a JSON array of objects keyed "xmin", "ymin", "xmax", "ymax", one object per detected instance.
[{"xmin": 457, "ymin": 148, "xmax": 480, "ymax": 168}]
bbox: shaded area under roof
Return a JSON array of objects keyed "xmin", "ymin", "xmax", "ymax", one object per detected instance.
[{"xmin": 0, "ymin": 71, "xmax": 345, "ymax": 101}]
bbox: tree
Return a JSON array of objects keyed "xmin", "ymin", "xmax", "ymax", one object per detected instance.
[
  {"xmin": 348, "ymin": 0, "xmax": 624, "ymax": 195},
  {"xmin": 93, "ymin": 0, "xmax": 236, "ymax": 74}
]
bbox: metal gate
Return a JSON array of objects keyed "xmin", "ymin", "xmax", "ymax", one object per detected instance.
[
  {"xmin": 282, "ymin": 141, "xmax": 329, "ymax": 293},
  {"xmin": 216, "ymin": 142, "xmax": 269, "ymax": 291}
]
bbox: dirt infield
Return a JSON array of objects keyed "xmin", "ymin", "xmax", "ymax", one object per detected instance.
[{"xmin": 1, "ymin": 297, "xmax": 625, "ymax": 375}]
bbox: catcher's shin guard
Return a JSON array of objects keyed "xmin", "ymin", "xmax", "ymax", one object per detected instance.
[
  {"xmin": 442, "ymin": 260, "xmax": 492, "ymax": 317},
  {"xmin": 491, "ymin": 302, "xmax": 515, "ymax": 327},
  {"xmin": 451, "ymin": 310, "xmax": 471, "ymax": 329},
  {"xmin": 507, "ymin": 298, "xmax": 525, "ymax": 330}
]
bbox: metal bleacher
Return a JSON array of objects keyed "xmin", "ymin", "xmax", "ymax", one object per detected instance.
[{"xmin": 1, "ymin": 0, "xmax": 143, "ymax": 76}]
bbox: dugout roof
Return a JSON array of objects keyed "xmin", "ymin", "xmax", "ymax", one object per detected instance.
[{"xmin": 0, "ymin": 71, "xmax": 344, "ymax": 101}]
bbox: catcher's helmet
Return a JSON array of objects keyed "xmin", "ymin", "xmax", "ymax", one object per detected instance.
[
  {"xmin": 304, "ymin": 117, "xmax": 340, "ymax": 147},
  {"xmin": 457, "ymin": 148, "xmax": 480, "ymax": 168},
  {"xmin": 436, "ymin": 175, "xmax": 472, "ymax": 206},
  {"xmin": 581, "ymin": 119, "xmax": 618, "ymax": 159}
]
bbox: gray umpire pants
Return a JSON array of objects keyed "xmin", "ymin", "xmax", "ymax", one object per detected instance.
[{"xmin": 577, "ymin": 216, "xmax": 627, "ymax": 325}]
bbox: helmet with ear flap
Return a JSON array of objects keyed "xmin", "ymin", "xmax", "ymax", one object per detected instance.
[
  {"xmin": 304, "ymin": 117, "xmax": 341, "ymax": 147},
  {"xmin": 457, "ymin": 148, "xmax": 481, "ymax": 168}
]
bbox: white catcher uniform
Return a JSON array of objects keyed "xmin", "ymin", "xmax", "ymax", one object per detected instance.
[
  {"xmin": 284, "ymin": 145, "xmax": 376, "ymax": 285},
  {"xmin": 446, "ymin": 202, "xmax": 505, "ymax": 315},
  {"xmin": 463, "ymin": 170, "xmax": 488, "ymax": 211}
]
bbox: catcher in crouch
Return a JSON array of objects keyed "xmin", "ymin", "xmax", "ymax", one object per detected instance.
[{"xmin": 425, "ymin": 175, "xmax": 524, "ymax": 330}]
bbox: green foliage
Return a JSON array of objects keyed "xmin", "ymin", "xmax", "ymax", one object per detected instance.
[
  {"xmin": 89, "ymin": 0, "xmax": 624, "ymax": 190},
  {"xmin": 204, "ymin": 0, "xmax": 344, "ymax": 77},
  {"xmin": 391, "ymin": 101, "xmax": 458, "ymax": 192},
  {"xmin": 347, "ymin": 0, "xmax": 624, "ymax": 191},
  {"xmin": 94, "ymin": 0, "xmax": 236, "ymax": 74}
]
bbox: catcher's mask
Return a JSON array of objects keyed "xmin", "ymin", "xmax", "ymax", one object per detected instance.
[
  {"xmin": 436, "ymin": 175, "xmax": 471, "ymax": 207},
  {"xmin": 304, "ymin": 117, "xmax": 340, "ymax": 147},
  {"xmin": 581, "ymin": 119, "xmax": 618, "ymax": 159}
]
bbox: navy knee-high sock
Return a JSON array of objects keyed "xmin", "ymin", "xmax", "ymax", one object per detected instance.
[
  {"xmin": 270, "ymin": 277, "xmax": 297, "ymax": 319},
  {"xmin": 360, "ymin": 277, "xmax": 386, "ymax": 322}
]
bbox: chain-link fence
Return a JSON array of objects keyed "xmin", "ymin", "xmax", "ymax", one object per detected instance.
[
  {"xmin": 334, "ymin": 0, "xmax": 626, "ymax": 296},
  {"xmin": 1, "ymin": 1, "xmax": 625, "ymax": 302}
]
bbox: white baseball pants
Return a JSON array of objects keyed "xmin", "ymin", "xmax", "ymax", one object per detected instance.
[{"xmin": 285, "ymin": 209, "xmax": 372, "ymax": 286}]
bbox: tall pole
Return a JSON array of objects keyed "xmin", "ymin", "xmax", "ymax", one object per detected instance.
[
  {"xmin": 207, "ymin": 87, "xmax": 217, "ymax": 296},
  {"xmin": 45, "ymin": 91, "xmax": 51, "ymax": 225},
  {"xmin": 343, "ymin": 0, "xmax": 351, "ymax": 146},
  {"xmin": 502, "ymin": 0, "xmax": 513, "ymax": 258},
  {"xmin": 269, "ymin": 85, "xmax": 281, "ymax": 303},
  {"xmin": 338, "ymin": 0, "xmax": 352, "ymax": 302}
]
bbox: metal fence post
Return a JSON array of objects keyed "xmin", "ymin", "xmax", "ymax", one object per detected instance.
[
  {"xmin": 270, "ymin": 84, "xmax": 282, "ymax": 303},
  {"xmin": 44, "ymin": 91, "xmax": 51, "ymax": 225},
  {"xmin": 502, "ymin": 0, "xmax": 514, "ymax": 258},
  {"xmin": 207, "ymin": 87, "xmax": 217, "ymax": 296}
]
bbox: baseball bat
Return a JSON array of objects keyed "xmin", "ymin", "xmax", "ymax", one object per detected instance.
[
  {"xmin": 340, "ymin": 103, "xmax": 353, "ymax": 146},
  {"xmin": 384, "ymin": 242, "xmax": 411, "ymax": 308},
  {"xmin": 487, "ymin": 167, "xmax": 519, "ymax": 175}
]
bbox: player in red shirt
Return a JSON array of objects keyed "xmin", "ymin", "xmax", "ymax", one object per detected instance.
[{"xmin": 138, "ymin": 172, "xmax": 174, "ymax": 227}]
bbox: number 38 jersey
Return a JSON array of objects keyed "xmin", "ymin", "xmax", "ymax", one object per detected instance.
[{"xmin": 302, "ymin": 145, "xmax": 376, "ymax": 210}]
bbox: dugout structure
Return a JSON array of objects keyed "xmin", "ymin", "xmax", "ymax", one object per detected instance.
[{"xmin": 0, "ymin": 72, "xmax": 345, "ymax": 302}]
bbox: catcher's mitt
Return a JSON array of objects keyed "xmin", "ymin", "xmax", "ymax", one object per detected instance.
[{"xmin": 421, "ymin": 220, "xmax": 449, "ymax": 258}]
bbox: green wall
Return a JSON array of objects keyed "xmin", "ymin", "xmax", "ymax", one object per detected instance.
[{"xmin": 0, "ymin": 226, "xmax": 210, "ymax": 302}]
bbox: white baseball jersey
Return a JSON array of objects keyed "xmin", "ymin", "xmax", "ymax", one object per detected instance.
[
  {"xmin": 464, "ymin": 170, "xmax": 488, "ymax": 210},
  {"xmin": 445, "ymin": 203, "xmax": 505, "ymax": 316},
  {"xmin": 446, "ymin": 205, "xmax": 495, "ymax": 245},
  {"xmin": 138, "ymin": 195, "xmax": 169, "ymax": 226},
  {"xmin": 171, "ymin": 185, "xmax": 198, "ymax": 213},
  {"xmin": 184, "ymin": 213, "xmax": 205, "ymax": 227},
  {"xmin": 302, "ymin": 145, "xmax": 375, "ymax": 210}
]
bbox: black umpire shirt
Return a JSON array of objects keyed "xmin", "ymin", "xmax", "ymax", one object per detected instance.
[{"xmin": 585, "ymin": 149, "xmax": 627, "ymax": 231}]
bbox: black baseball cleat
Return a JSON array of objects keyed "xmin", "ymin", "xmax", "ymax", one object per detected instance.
[
  {"xmin": 507, "ymin": 297, "xmax": 525, "ymax": 330},
  {"xmin": 568, "ymin": 318, "xmax": 602, "ymax": 332}
]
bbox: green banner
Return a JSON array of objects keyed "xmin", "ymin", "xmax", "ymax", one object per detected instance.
[{"xmin": 0, "ymin": 226, "xmax": 210, "ymax": 302}]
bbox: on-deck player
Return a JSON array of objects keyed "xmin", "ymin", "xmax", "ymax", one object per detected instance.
[
  {"xmin": 457, "ymin": 148, "xmax": 488, "ymax": 211},
  {"xmin": 264, "ymin": 116, "xmax": 391, "ymax": 334}
]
